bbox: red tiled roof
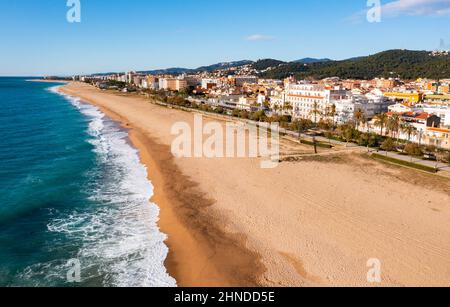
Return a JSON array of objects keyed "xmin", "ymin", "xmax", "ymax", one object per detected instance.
[
  {"xmin": 387, "ymin": 112, "xmax": 431, "ymax": 120},
  {"xmin": 415, "ymin": 113, "xmax": 430, "ymax": 120}
]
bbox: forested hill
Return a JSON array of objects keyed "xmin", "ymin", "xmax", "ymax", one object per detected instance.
[{"xmin": 259, "ymin": 50, "xmax": 450, "ymax": 80}]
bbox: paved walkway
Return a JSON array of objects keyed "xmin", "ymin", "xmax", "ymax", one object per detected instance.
[
  {"xmin": 312, "ymin": 134, "xmax": 450, "ymax": 173},
  {"xmin": 374, "ymin": 150, "xmax": 450, "ymax": 172},
  {"xmin": 278, "ymin": 127, "xmax": 450, "ymax": 173}
]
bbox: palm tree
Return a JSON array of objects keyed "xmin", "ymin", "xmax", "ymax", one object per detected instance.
[
  {"xmin": 354, "ymin": 108, "xmax": 365, "ymax": 130},
  {"xmin": 374, "ymin": 113, "xmax": 388, "ymax": 137},
  {"xmin": 309, "ymin": 102, "xmax": 323, "ymax": 154},
  {"xmin": 326, "ymin": 104, "xmax": 337, "ymax": 129},
  {"xmin": 310, "ymin": 102, "xmax": 323, "ymax": 126},
  {"xmin": 387, "ymin": 114, "xmax": 401, "ymax": 141},
  {"xmin": 336, "ymin": 123, "xmax": 354, "ymax": 147},
  {"xmin": 400, "ymin": 122, "xmax": 417, "ymax": 143},
  {"xmin": 273, "ymin": 104, "xmax": 280, "ymax": 114},
  {"xmin": 283, "ymin": 103, "xmax": 293, "ymax": 116}
]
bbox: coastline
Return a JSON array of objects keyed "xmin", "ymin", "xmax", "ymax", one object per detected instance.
[
  {"xmin": 58, "ymin": 82, "xmax": 450, "ymax": 287},
  {"xmin": 58, "ymin": 84, "xmax": 265, "ymax": 287},
  {"xmin": 27, "ymin": 79, "xmax": 69, "ymax": 83}
]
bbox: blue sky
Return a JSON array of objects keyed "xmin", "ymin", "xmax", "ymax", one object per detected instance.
[{"xmin": 1, "ymin": 0, "xmax": 450, "ymax": 76}]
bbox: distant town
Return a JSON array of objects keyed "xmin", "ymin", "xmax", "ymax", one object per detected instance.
[{"xmin": 57, "ymin": 54, "xmax": 450, "ymax": 160}]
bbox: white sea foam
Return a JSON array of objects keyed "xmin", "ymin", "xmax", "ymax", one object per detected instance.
[{"xmin": 45, "ymin": 87, "xmax": 177, "ymax": 287}]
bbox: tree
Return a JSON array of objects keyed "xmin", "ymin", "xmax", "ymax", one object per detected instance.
[
  {"xmin": 404, "ymin": 143, "xmax": 423, "ymax": 159},
  {"xmin": 283, "ymin": 103, "xmax": 293, "ymax": 115},
  {"xmin": 368, "ymin": 133, "xmax": 381, "ymax": 148},
  {"xmin": 292, "ymin": 118, "xmax": 313, "ymax": 142},
  {"xmin": 273, "ymin": 105, "xmax": 280, "ymax": 114},
  {"xmin": 251, "ymin": 110, "xmax": 267, "ymax": 122},
  {"xmin": 357, "ymin": 133, "xmax": 370, "ymax": 147},
  {"xmin": 336, "ymin": 124, "xmax": 355, "ymax": 146},
  {"xmin": 374, "ymin": 113, "xmax": 388, "ymax": 137},
  {"xmin": 310, "ymin": 102, "xmax": 322, "ymax": 126},
  {"xmin": 215, "ymin": 107, "xmax": 225, "ymax": 114},
  {"xmin": 293, "ymin": 119, "xmax": 313, "ymax": 132},
  {"xmin": 325, "ymin": 104, "xmax": 337, "ymax": 128},
  {"xmin": 387, "ymin": 114, "xmax": 401, "ymax": 140},
  {"xmin": 354, "ymin": 108, "xmax": 365, "ymax": 130},
  {"xmin": 280, "ymin": 115, "xmax": 292, "ymax": 123},
  {"xmin": 318, "ymin": 119, "xmax": 333, "ymax": 131},
  {"xmin": 381, "ymin": 138, "xmax": 396, "ymax": 152},
  {"xmin": 239, "ymin": 110, "xmax": 250, "ymax": 119},
  {"xmin": 400, "ymin": 122, "xmax": 417, "ymax": 143},
  {"xmin": 425, "ymin": 145, "xmax": 437, "ymax": 154},
  {"xmin": 309, "ymin": 102, "xmax": 323, "ymax": 154},
  {"xmin": 267, "ymin": 114, "xmax": 280, "ymax": 124},
  {"xmin": 436, "ymin": 150, "xmax": 450, "ymax": 164},
  {"xmin": 232, "ymin": 109, "xmax": 241, "ymax": 117}
]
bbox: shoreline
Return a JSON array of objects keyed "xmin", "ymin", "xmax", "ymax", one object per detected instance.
[
  {"xmin": 27, "ymin": 79, "xmax": 70, "ymax": 83},
  {"xmin": 58, "ymin": 82, "xmax": 450, "ymax": 287},
  {"xmin": 58, "ymin": 84, "xmax": 265, "ymax": 287}
]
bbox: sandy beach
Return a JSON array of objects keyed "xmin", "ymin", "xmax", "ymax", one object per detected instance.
[{"xmin": 59, "ymin": 82, "xmax": 450, "ymax": 287}]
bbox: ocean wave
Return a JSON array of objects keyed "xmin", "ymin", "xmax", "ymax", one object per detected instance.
[{"xmin": 42, "ymin": 87, "xmax": 176, "ymax": 287}]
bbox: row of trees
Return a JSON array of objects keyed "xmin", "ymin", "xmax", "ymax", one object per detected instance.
[
  {"xmin": 373, "ymin": 113, "xmax": 418, "ymax": 143},
  {"xmin": 332, "ymin": 121, "xmax": 450, "ymax": 164}
]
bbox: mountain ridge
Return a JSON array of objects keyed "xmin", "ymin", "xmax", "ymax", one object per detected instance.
[
  {"xmin": 260, "ymin": 49, "xmax": 450, "ymax": 80},
  {"xmin": 89, "ymin": 49, "xmax": 450, "ymax": 80},
  {"xmin": 293, "ymin": 57, "xmax": 332, "ymax": 64}
]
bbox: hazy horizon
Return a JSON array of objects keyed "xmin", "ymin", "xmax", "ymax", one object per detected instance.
[{"xmin": 0, "ymin": 47, "xmax": 442, "ymax": 77}]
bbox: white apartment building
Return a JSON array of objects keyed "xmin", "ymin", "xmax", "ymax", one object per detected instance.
[
  {"xmin": 284, "ymin": 82, "xmax": 351, "ymax": 122},
  {"xmin": 334, "ymin": 99, "xmax": 357, "ymax": 124},
  {"xmin": 352, "ymin": 90, "xmax": 394, "ymax": 120},
  {"xmin": 279, "ymin": 82, "xmax": 393, "ymax": 124},
  {"xmin": 126, "ymin": 71, "xmax": 137, "ymax": 84},
  {"xmin": 159, "ymin": 78, "xmax": 167, "ymax": 90}
]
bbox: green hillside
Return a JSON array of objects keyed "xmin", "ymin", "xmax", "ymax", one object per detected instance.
[{"xmin": 260, "ymin": 50, "xmax": 450, "ymax": 80}]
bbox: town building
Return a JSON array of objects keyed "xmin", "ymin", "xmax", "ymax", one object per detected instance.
[
  {"xmin": 201, "ymin": 78, "xmax": 220, "ymax": 89},
  {"xmin": 284, "ymin": 82, "xmax": 352, "ymax": 123},
  {"xmin": 230, "ymin": 76, "xmax": 258, "ymax": 87},
  {"xmin": 237, "ymin": 97, "xmax": 258, "ymax": 111},
  {"xmin": 159, "ymin": 78, "xmax": 188, "ymax": 91},
  {"xmin": 384, "ymin": 91, "xmax": 423, "ymax": 103},
  {"xmin": 144, "ymin": 75, "xmax": 160, "ymax": 90}
]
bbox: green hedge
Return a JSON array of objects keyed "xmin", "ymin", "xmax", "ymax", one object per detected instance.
[
  {"xmin": 372, "ymin": 153, "xmax": 438, "ymax": 173},
  {"xmin": 300, "ymin": 140, "xmax": 333, "ymax": 149}
]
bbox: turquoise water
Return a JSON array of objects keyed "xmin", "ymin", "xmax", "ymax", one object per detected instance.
[{"xmin": 0, "ymin": 78, "xmax": 175, "ymax": 287}]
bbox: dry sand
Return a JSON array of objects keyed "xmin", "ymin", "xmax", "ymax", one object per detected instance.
[{"xmin": 60, "ymin": 82, "xmax": 450, "ymax": 287}]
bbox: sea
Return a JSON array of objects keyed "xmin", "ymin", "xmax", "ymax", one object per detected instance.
[{"xmin": 0, "ymin": 77, "xmax": 176, "ymax": 287}]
